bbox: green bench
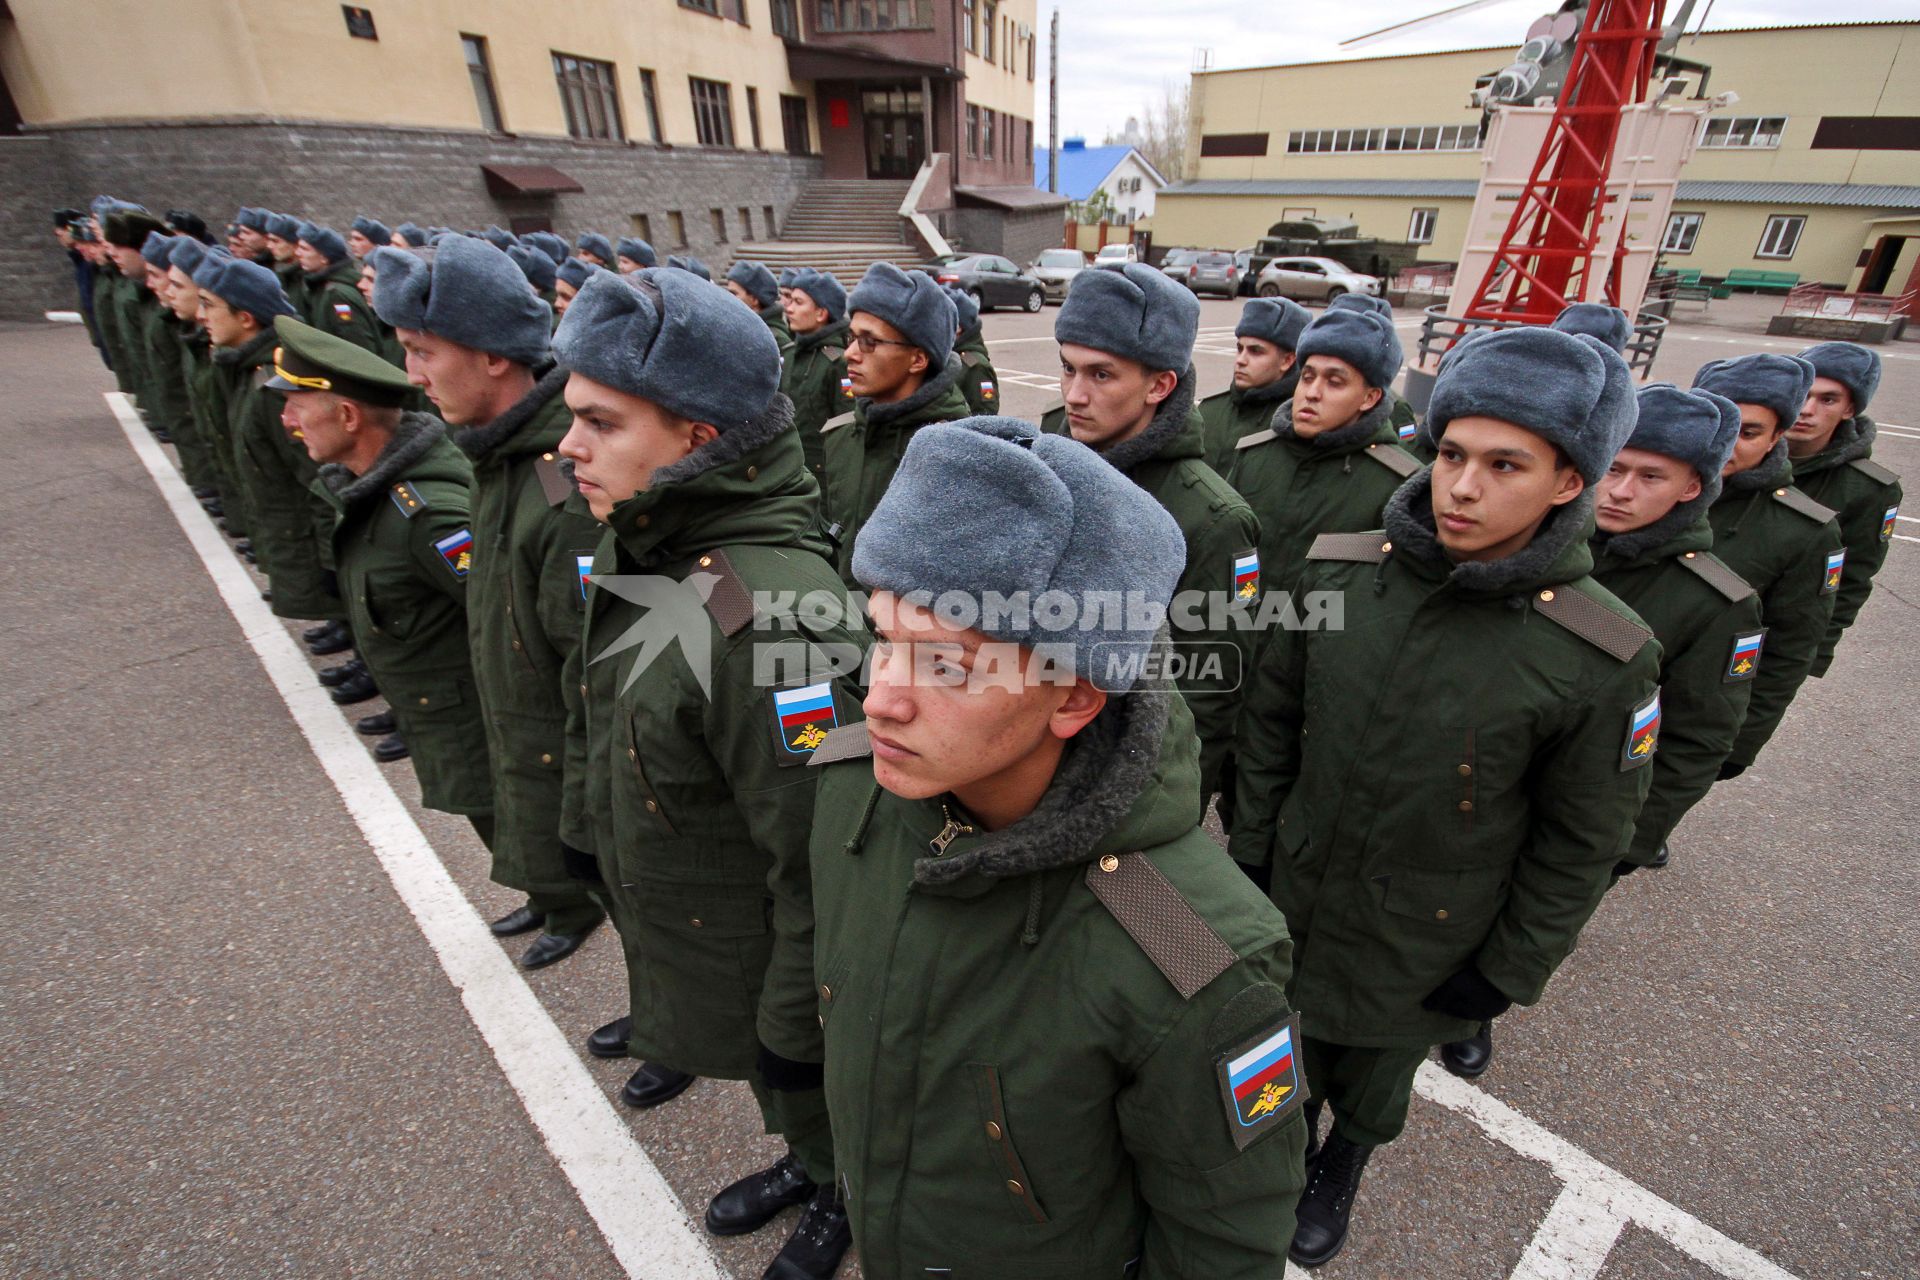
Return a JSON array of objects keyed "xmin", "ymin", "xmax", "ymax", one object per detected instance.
[{"xmin": 1725, "ymin": 269, "xmax": 1800, "ymax": 294}]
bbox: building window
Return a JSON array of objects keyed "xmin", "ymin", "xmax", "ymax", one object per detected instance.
[
  {"xmin": 763, "ymin": 205, "xmax": 777, "ymax": 235},
  {"xmin": 668, "ymin": 211, "xmax": 688, "ymax": 247},
  {"xmin": 966, "ymin": 103, "xmax": 979, "ymax": 157},
  {"xmin": 1023, "ymin": 119, "xmax": 1033, "ymax": 167},
  {"xmin": 638, "ymin": 68, "xmax": 664, "ymax": 143},
  {"xmin": 817, "ymin": 0, "xmax": 932, "ymax": 30},
  {"xmin": 680, "ymin": 0, "xmax": 747, "ymax": 19},
  {"xmin": 746, "ymin": 86, "xmax": 763, "ymax": 148},
  {"xmin": 713, "ymin": 209, "xmax": 728, "ymax": 241},
  {"xmin": 1027, "ymin": 27, "xmax": 1036, "ymax": 80},
  {"xmin": 690, "ymin": 77, "xmax": 735, "ymax": 147},
  {"xmin": 1662, "ymin": 212, "xmax": 1702, "ymax": 254},
  {"xmin": 553, "ymin": 52, "xmax": 625, "ymax": 141},
  {"xmin": 632, "ymin": 214, "xmax": 653, "ymax": 244},
  {"xmin": 1286, "ymin": 124, "xmax": 1478, "ymax": 154},
  {"xmin": 1407, "ymin": 207, "xmax": 1437, "ymax": 244},
  {"xmin": 982, "ymin": 107, "xmax": 996, "ymax": 160},
  {"xmin": 772, "ymin": 0, "xmax": 799, "ymax": 38},
  {"xmin": 962, "ymin": 0, "xmax": 975, "ymax": 51},
  {"xmin": 739, "ymin": 206, "xmax": 755, "ymax": 237},
  {"xmin": 983, "ymin": 2, "xmax": 996, "ymax": 61},
  {"xmin": 462, "ymin": 35, "xmax": 504, "ymax": 133},
  {"xmin": 781, "ymin": 94, "xmax": 811, "ymax": 154},
  {"xmin": 1699, "ymin": 115, "xmax": 1786, "ymax": 149},
  {"xmin": 1755, "ymin": 214, "xmax": 1805, "ymax": 260}
]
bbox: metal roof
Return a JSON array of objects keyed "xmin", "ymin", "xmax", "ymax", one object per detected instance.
[{"xmin": 1164, "ymin": 179, "xmax": 1920, "ymax": 208}]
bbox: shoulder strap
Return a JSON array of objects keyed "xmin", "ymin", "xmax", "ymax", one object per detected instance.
[
  {"xmin": 1770, "ymin": 485, "xmax": 1838, "ymax": 525},
  {"xmin": 533, "ymin": 452, "xmax": 574, "ymax": 507},
  {"xmin": 693, "ymin": 547, "xmax": 756, "ymax": 638},
  {"xmin": 1307, "ymin": 531, "xmax": 1391, "ymax": 563},
  {"xmin": 1085, "ymin": 852, "xmax": 1238, "ymax": 1001},
  {"xmin": 389, "ymin": 480, "xmax": 427, "ymax": 519},
  {"xmin": 808, "ymin": 721, "xmax": 872, "ymax": 766},
  {"xmin": 1364, "ymin": 442, "xmax": 1421, "ymax": 479},
  {"xmin": 820, "ymin": 345, "xmax": 846, "ymax": 362},
  {"xmin": 1532, "ymin": 585, "xmax": 1654, "ymax": 663},
  {"xmin": 1848, "ymin": 457, "xmax": 1899, "ymax": 487},
  {"xmin": 960, "ymin": 350, "xmax": 985, "ymax": 369},
  {"xmin": 1236, "ymin": 427, "xmax": 1277, "ymax": 451},
  {"xmin": 820, "ymin": 411, "xmax": 856, "ymax": 435},
  {"xmin": 1676, "ymin": 551, "xmax": 1756, "ymax": 603}
]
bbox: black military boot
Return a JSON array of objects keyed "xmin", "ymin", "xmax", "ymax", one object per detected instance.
[
  {"xmin": 330, "ymin": 669, "xmax": 380, "ymax": 705},
  {"xmin": 1440, "ymin": 1021, "xmax": 1494, "ymax": 1079},
  {"xmin": 621, "ymin": 1063, "xmax": 697, "ymax": 1109},
  {"xmin": 355, "ymin": 710, "xmax": 397, "ymax": 736},
  {"xmin": 318, "ymin": 657, "xmax": 366, "ymax": 688},
  {"xmin": 307, "ymin": 620, "xmax": 353, "ymax": 656},
  {"xmin": 705, "ymin": 1153, "xmax": 817, "ymax": 1236},
  {"xmin": 372, "ymin": 733, "xmax": 409, "ymax": 762},
  {"xmin": 1288, "ymin": 1128, "xmax": 1373, "ymax": 1268},
  {"xmin": 761, "ymin": 1184, "xmax": 852, "ymax": 1280},
  {"xmin": 586, "ymin": 1015, "xmax": 632, "ymax": 1059}
]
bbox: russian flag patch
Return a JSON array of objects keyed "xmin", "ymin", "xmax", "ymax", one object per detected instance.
[
  {"xmin": 1214, "ymin": 1015, "xmax": 1303, "ymax": 1149},
  {"xmin": 1880, "ymin": 505, "xmax": 1898, "ymax": 545},
  {"xmin": 1397, "ymin": 421, "xmax": 1417, "ymax": 443},
  {"xmin": 1725, "ymin": 629, "xmax": 1764, "ymax": 682},
  {"xmin": 1821, "ymin": 548, "xmax": 1846, "ymax": 595},
  {"xmin": 1232, "ymin": 548, "xmax": 1260, "ymax": 602},
  {"xmin": 772, "ymin": 681, "xmax": 838, "ymax": 762},
  {"xmin": 1621, "ymin": 689, "xmax": 1660, "ymax": 770},
  {"xmin": 433, "ymin": 527, "xmax": 473, "ymax": 578},
  {"xmin": 333, "ymin": 302, "xmax": 353, "ymax": 321}
]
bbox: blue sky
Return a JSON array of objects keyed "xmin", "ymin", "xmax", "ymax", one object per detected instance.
[{"xmin": 1035, "ymin": 2, "xmax": 1919, "ymax": 145}]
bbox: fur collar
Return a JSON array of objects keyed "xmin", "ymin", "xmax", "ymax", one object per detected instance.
[
  {"xmin": 1272, "ymin": 394, "xmax": 1393, "ymax": 454},
  {"xmin": 1100, "ymin": 366, "xmax": 1198, "ymax": 474},
  {"xmin": 1383, "ymin": 469, "xmax": 1596, "ymax": 595},
  {"xmin": 863, "ymin": 353, "xmax": 963, "ymax": 429},
  {"xmin": 452, "ymin": 363, "xmax": 566, "ymax": 460},
  {"xmin": 1592, "ymin": 491, "xmax": 1716, "ymax": 563},
  {"xmin": 1721, "ymin": 439, "xmax": 1792, "ymax": 495},
  {"xmin": 1235, "ymin": 365, "xmax": 1298, "ymax": 409},
  {"xmin": 649, "ymin": 393, "xmax": 797, "ymax": 488},
  {"xmin": 1798, "ymin": 414, "xmax": 1878, "ymax": 473},
  {"xmin": 913, "ymin": 659, "xmax": 1174, "ymax": 886},
  {"xmin": 792, "ymin": 318, "xmax": 850, "ymax": 355},
  {"xmin": 212, "ymin": 328, "xmax": 276, "ymax": 368},
  {"xmin": 319, "ymin": 412, "xmax": 447, "ymax": 503}
]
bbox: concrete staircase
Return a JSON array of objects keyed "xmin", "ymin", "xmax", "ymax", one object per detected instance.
[{"xmin": 730, "ymin": 178, "xmax": 930, "ymax": 287}]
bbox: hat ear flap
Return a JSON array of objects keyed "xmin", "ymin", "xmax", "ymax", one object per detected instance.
[
  {"xmin": 368, "ymin": 246, "xmax": 431, "ymax": 330},
  {"xmin": 1571, "ymin": 333, "xmax": 1638, "ymax": 463}
]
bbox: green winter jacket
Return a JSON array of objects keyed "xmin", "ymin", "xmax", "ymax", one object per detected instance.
[
  {"xmin": 779, "ymin": 320, "xmax": 855, "ymax": 483},
  {"xmin": 453, "ymin": 367, "xmax": 607, "ymax": 902},
  {"xmin": 809, "ymin": 672, "xmax": 1306, "ymax": 1280},
  {"xmin": 94, "ymin": 269, "xmax": 138, "ymax": 397},
  {"xmin": 569, "ymin": 396, "xmax": 864, "ymax": 1076},
  {"xmin": 1787, "ymin": 416, "xmax": 1902, "ymax": 676},
  {"xmin": 1197, "ymin": 367, "xmax": 1297, "ymax": 474},
  {"xmin": 1042, "ymin": 372, "xmax": 1262, "ymax": 813},
  {"xmin": 304, "ymin": 259, "xmax": 384, "ymax": 354},
  {"xmin": 172, "ymin": 321, "xmax": 226, "ymax": 498},
  {"xmin": 953, "ymin": 324, "xmax": 1002, "ymax": 415},
  {"xmin": 107, "ymin": 274, "xmax": 154, "ymax": 405},
  {"xmin": 319, "ymin": 416, "xmax": 492, "ymax": 815},
  {"xmin": 1225, "ymin": 397, "xmax": 1421, "ymax": 602},
  {"xmin": 139, "ymin": 304, "xmax": 202, "ymax": 468},
  {"xmin": 275, "ymin": 259, "xmax": 309, "ymax": 322},
  {"xmin": 820, "ymin": 355, "xmax": 973, "ymax": 587},
  {"xmin": 1591, "ymin": 506, "xmax": 1762, "ymax": 866},
  {"xmin": 759, "ymin": 301, "xmax": 795, "ymax": 357},
  {"xmin": 1707, "ymin": 444, "xmax": 1843, "ymax": 769},
  {"xmin": 217, "ymin": 329, "xmax": 341, "ymax": 620},
  {"xmin": 1233, "ymin": 478, "xmax": 1661, "ymax": 1048}
]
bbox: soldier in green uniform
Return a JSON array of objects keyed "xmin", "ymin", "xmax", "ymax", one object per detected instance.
[
  {"xmin": 294, "ymin": 223, "xmax": 383, "ymax": 353},
  {"xmin": 263, "ymin": 213, "xmax": 309, "ymax": 316},
  {"xmin": 778, "ymin": 268, "xmax": 854, "ymax": 484},
  {"xmin": 553, "ymin": 257, "xmax": 603, "ymax": 323},
  {"xmin": 160, "ymin": 238, "xmax": 233, "ymax": 512},
  {"xmin": 272, "ymin": 318, "xmax": 493, "ymax": 784},
  {"xmin": 347, "ymin": 216, "xmax": 393, "ymax": 261},
  {"xmin": 1235, "ymin": 326, "xmax": 1659, "ymax": 1267},
  {"xmin": 1325, "ymin": 294, "xmax": 1419, "ymax": 445},
  {"xmin": 575, "ymin": 233, "xmax": 614, "ymax": 269},
  {"xmin": 615, "ymin": 237, "xmax": 657, "ymax": 274},
  {"xmin": 941, "ymin": 283, "xmax": 1002, "ymax": 414},
  {"xmin": 189, "ymin": 246, "xmax": 262, "ymax": 548},
  {"xmin": 1790, "ymin": 342, "xmax": 1902, "ymax": 675},
  {"xmin": 725, "ymin": 260, "xmax": 795, "ymax": 355},
  {"xmin": 233, "ymin": 207, "xmax": 276, "ymax": 267},
  {"xmin": 555, "ymin": 267, "xmax": 864, "ymax": 1280},
  {"xmin": 1042, "ymin": 264, "xmax": 1259, "ymax": 818},
  {"xmin": 201, "ymin": 254, "xmax": 347, "ymax": 638},
  {"xmin": 101, "ymin": 209, "xmax": 170, "ymax": 421},
  {"xmin": 1692, "ymin": 355, "xmax": 1843, "ymax": 777},
  {"xmin": 136, "ymin": 231, "xmax": 218, "ymax": 496},
  {"xmin": 1440, "ymin": 383, "xmax": 1761, "ymax": 1081},
  {"xmin": 370, "ymin": 236, "xmax": 609, "ymax": 972},
  {"xmin": 811, "ymin": 414, "xmax": 1307, "ymax": 1276},
  {"xmin": 1198, "ymin": 296, "xmax": 1308, "ymax": 472},
  {"xmin": 820, "ymin": 262, "xmax": 971, "ymax": 586},
  {"xmin": 507, "ymin": 243, "xmax": 560, "ymax": 314}
]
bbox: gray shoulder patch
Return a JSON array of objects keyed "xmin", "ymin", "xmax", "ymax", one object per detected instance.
[
  {"xmin": 1771, "ymin": 486, "xmax": 1838, "ymax": 525},
  {"xmin": 1676, "ymin": 551, "xmax": 1756, "ymax": 604},
  {"xmin": 693, "ymin": 547, "xmax": 756, "ymax": 638},
  {"xmin": 820, "ymin": 412, "xmax": 856, "ymax": 435},
  {"xmin": 534, "ymin": 452, "xmax": 574, "ymax": 507},
  {"xmin": 1848, "ymin": 457, "xmax": 1899, "ymax": 487},
  {"xmin": 1236, "ymin": 428, "xmax": 1278, "ymax": 451},
  {"xmin": 1533, "ymin": 585, "xmax": 1654, "ymax": 663},
  {"xmin": 960, "ymin": 350, "xmax": 985, "ymax": 369},
  {"xmin": 820, "ymin": 345, "xmax": 845, "ymax": 362},
  {"xmin": 808, "ymin": 721, "xmax": 872, "ymax": 766},
  {"xmin": 1307, "ymin": 532, "xmax": 1391, "ymax": 563},
  {"xmin": 1364, "ymin": 443, "xmax": 1421, "ymax": 479},
  {"xmin": 1086, "ymin": 851, "xmax": 1238, "ymax": 1001}
]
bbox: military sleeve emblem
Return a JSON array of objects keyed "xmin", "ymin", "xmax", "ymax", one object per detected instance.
[
  {"xmin": 1215, "ymin": 1014, "xmax": 1304, "ymax": 1150},
  {"xmin": 1397, "ymin": 421, "xmax": 1418, "ymax": 443},
  {"xmin": 1232, "ymin": 548, "xmax": 1261, "ymax": 603},
  {"xmin": 433, "ymin": 528, "xmax": 473, "ymax": 578},
  {"xmin": 575, "ymin": 552, "xmax": 595, "ymax": 602},
  {"xmin": 980, "ymin": 379, "xmax": 997, "ymax": 402},
  {"xmin": 1621, "ymin": 690, "xmax": 1661, "ymax": 770},
  {"xmin": 773, "ymin": 681, "xmax": 840, "ymax": 765},
  {"xmin": 332, "ymin": 302, "xmax": 353, "ymax": 322},
  {"xmin": 1881, "ymin": 505, "xmax": 1899, "ymax": 545},
  {"xmin": 1725, "ymin": 629, "xmax": 1765, "ymax": 683},
  {"xmin": 1821, "ymin": 549, "xmax": 1846, "ymax": 594}
]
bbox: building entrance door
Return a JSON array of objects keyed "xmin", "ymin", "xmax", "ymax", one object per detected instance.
[{"xmin": 862, "ymin": 86, "xmax": 925, "ymax": 179}]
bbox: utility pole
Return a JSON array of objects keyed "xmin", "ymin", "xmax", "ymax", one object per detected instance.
[{"xmin": 1047, "ymin": 7, "xmax": 1060, "ymax": 193}]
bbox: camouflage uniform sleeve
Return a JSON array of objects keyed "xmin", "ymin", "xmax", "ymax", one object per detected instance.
[
  {"xmin": 1813, "ymin": 472, "xmax": 1901, "ymax": 676},
  {"xmin": 1227, "ymin": 583, "xmax": 1308, "ymax": 869},
  {"xmin": 1116, "ymin": 946, "xmax": 1308, "ymax": 1279},
  {"xmin": 1477, "ymin": 643, "xmax": 1660, "ymax": 1005},
  {"xmin": 1626, "ymin": 594, "xmax": 1760, "ymax": 865},
  {"xmin": 1176, "ymin": 498, "xmax": 1261, "ymax": 811},
  {"xmin": 1728, "ymin": 518, "xmax": 1841, "ymax": 768}
]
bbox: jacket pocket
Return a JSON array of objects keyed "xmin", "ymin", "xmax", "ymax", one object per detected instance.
[
  {"xmin": 362, "ymin": 570, "xmax": 422, "ymax": 642},
  {"xmin": 1376, "ymin": 864, "xmax": 1507, "ymax": 931},
  {"xmin": 624, "ymin": 715, "xmax": 678, "ymax": 836},
  {"xmin": 968, "ymin": 1063, "xmax": 1050, "ymax": 1226}
]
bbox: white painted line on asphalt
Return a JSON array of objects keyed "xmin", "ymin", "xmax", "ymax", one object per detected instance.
[
  {"xmin": 44, "ymin": 310, "xmax": 83, "ymax": 324},
  {"xmin": 105, "ymin": 391, "xmax": 730, "ymax": 1280},
  {"xmin": 1416, "ymin": 1064, "xmax": 1800, "ymax": 1280},
  {"xmin": 1894, "ymin": 534, "xmax": 1920, "ymax": 545},
  {"xmin": 1508, "ymin": 1185, "xmax": 1628, "ymax": 1280},
  {"xmin": 1659, "ymin": 331, "xmax": 1919, "ymax": 362}
]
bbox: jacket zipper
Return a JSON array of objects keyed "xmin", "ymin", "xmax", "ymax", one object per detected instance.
[{"xmin": 929, "ymin": 804, "xmax": 975, "ymax": 857}]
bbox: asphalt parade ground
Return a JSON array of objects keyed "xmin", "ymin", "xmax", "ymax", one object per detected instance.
[{"xmin": 1, "ymin": 294, "xmax": 1914, "ymax": 1279}]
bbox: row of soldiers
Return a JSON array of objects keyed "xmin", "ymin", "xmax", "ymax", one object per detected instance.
[{"xmin": 57, "ymin": 191, "xmax": 1902, "ymax": 1277}]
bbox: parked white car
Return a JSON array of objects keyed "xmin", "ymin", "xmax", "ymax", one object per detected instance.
[
  {"xmin": 1255, "ymin": 256, "xmax": 1382, "ymax": 304},
  {"xmin": 1093, "ymin": 242, "xmax": 1138, "ymax": 266}
]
